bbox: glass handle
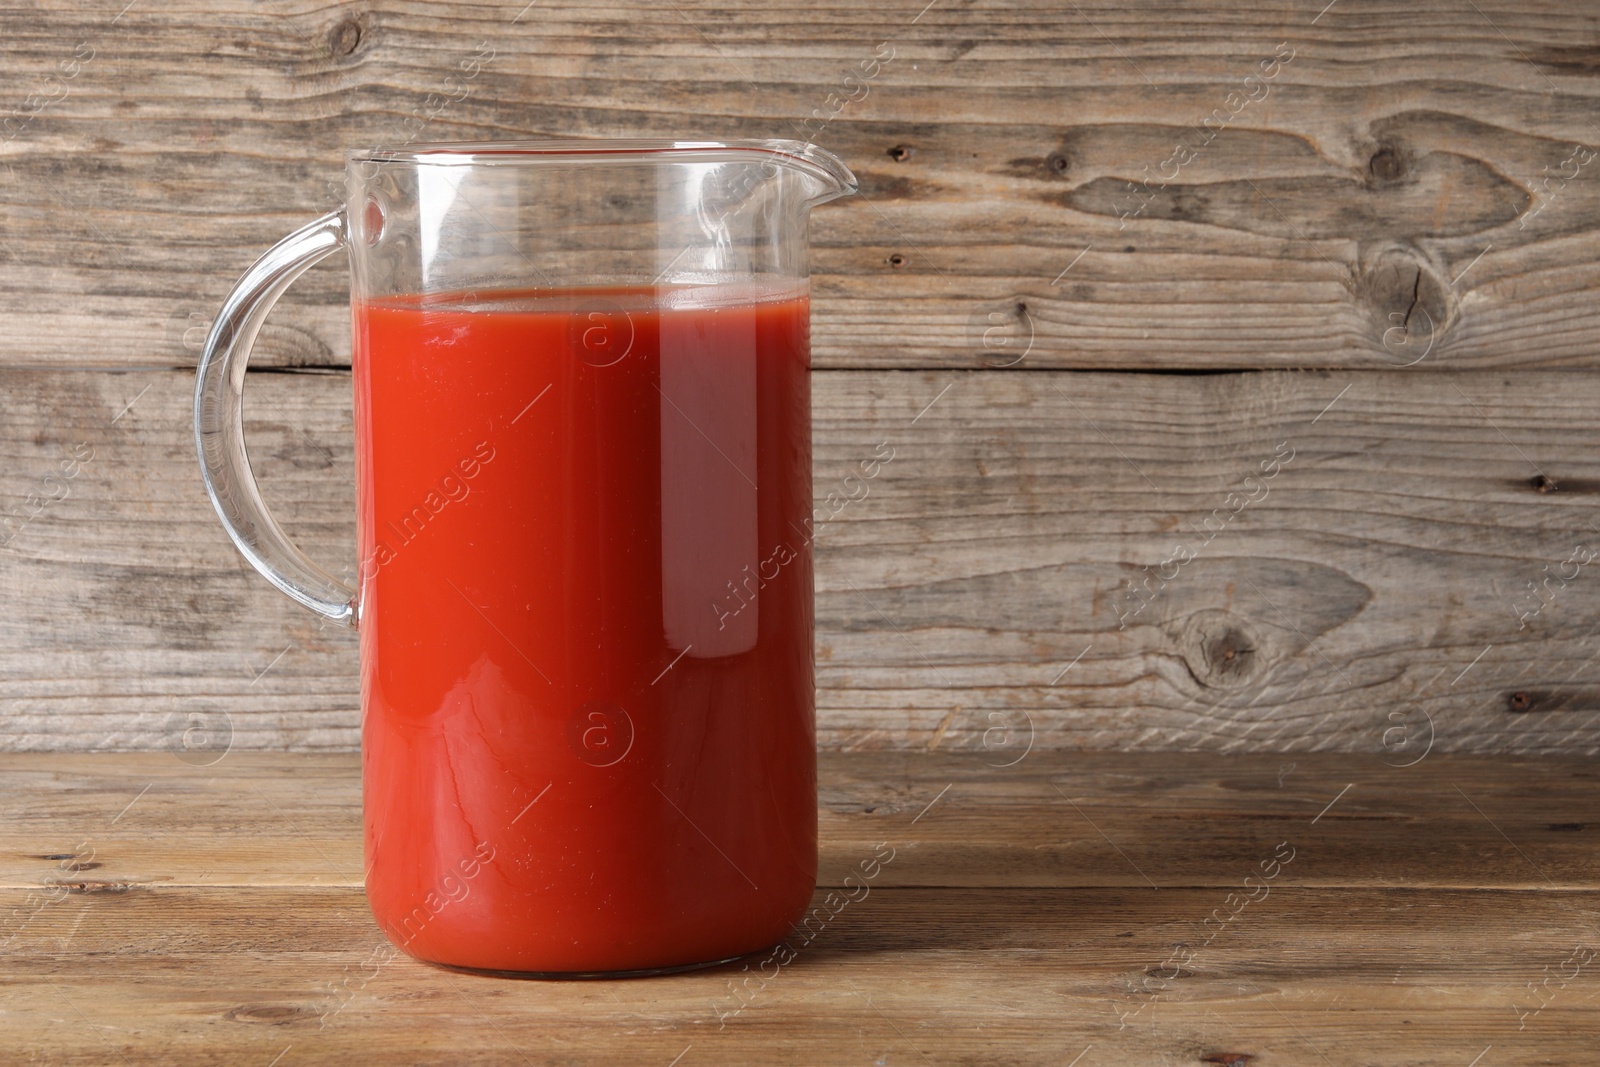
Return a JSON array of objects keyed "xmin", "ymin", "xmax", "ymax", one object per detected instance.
[{"xmin": 194, "ymin": 210, "xmax": 358, "ymax": 625}]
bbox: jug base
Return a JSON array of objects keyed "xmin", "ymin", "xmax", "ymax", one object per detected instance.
[{"xmin": 424, "ymin": 951, "xmax": 750, "ymax": 981}]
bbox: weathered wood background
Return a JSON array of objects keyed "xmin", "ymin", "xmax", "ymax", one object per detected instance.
[{"xmin": 3, "ymin": 0, "xmax": 1600, "ymax": 753}]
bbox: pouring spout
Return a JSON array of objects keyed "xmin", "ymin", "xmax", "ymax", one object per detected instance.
[{"xmin": 755, "ymin": 140, "xmax": 859, "ymax": 205}]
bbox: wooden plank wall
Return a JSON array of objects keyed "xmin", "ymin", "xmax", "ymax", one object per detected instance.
[{"xmin": 3, "ymin": 0, "xmax": 1599, "ymax": 753}]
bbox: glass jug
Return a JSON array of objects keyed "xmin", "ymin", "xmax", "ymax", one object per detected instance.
[{"xmin": 194, "ymin": 140, "xmax": 857, "ymax": 975}]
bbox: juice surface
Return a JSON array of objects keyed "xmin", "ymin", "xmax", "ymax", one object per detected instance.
[{"xmin": 352, "ymin": 285, "xmax": 816, "ymax": 973}]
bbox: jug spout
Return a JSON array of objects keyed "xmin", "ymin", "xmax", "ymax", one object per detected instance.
[
  {"xmin": 660, "ymin": 139, "xmax": 856, "ymax": 285},
  {"xmin": 756, "ymin": 140, "xmax": 859, "ymax": 206}
]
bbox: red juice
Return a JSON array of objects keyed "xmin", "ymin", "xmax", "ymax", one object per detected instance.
[{"xmin": 352, "ymin": 285, "xmax": 817, "ymax": 974}]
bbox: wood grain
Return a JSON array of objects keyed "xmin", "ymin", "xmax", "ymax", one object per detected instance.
[
  {"xmin": 5, "ymin": 752, "xmax": 1597, "ymax": 890},
  {"xmin": 1, "ymin": 1, "xmax": 1600, "ymax": 369},
  {"xmin": 5, "ymin": 0, "xmax": 1600, "ymax": 754},
  {"xmin": 4, "ymin": 365, "xmax": 1599, "ymax": 753},
  {"xmin": 2, "ymin": 752, "xmax": 1597, "ymax": 1065},
  {"xmin": 8, "ymin": 887, "xmax": 1598, "ymax": 1065}
]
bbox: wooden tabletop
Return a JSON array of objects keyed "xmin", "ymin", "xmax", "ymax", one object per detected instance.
[{"xmin": 3, "ymin": 750, "xmax": 1596, "ymax": 1065}]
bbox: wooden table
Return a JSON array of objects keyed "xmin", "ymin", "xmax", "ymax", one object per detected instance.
[{"xmin": 4, "ymin": 750, "xmax": 1597, "ymax": 1064}]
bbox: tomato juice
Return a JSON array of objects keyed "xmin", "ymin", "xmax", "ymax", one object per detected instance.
[{"xmin": 352, "ymin": 285, "xmax": 817, "ymax": 975}]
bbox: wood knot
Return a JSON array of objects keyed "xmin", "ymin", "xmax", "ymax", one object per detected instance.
[
  {"xmin": 887, "ymin": 253, "xmax": 907, "ymax": 267},
  {"xmin": 1508, "ymin": 690, "xmax": 1533, "ymax": 712},
  {"xmin": 57, "ymin": 879, "xmax": 134, "ymax": 894},
  {"xmin": 1368, "ymin": 146, "xmax": 1405, "ymax": 183},
  {"xmin": 1046, "ymin": 152, "xmax": 1069, "ymax": 175},
  {"xmin": 225, "ymin": 1003, "xmax": 319, "ymax": 1025},
  {"xmin": 1207, "ymin": 629, "xmax": 1254, "ymax": 675},
  {"xmin": 327, "ymin": 18, "xmax": 362, "ymax": 56},
  {"xmin": 887, "ymin": 144, "xmax": 913, "ymax": 162},
  {"xmin": 1532, "ymin": 473, "xmax": 1558, "ymax": 493},
  {"xmin": 1354, "ymin": 243, "xmax": 1457, "ymax": 367},
  {"xmin": 1180, "ymin": 610, "xmax": 1268, "ymax": 691}
]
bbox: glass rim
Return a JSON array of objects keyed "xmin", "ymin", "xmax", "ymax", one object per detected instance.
[{"xmin": 346, "ymin": 138, "xmax": 858, "ymax": 194}]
